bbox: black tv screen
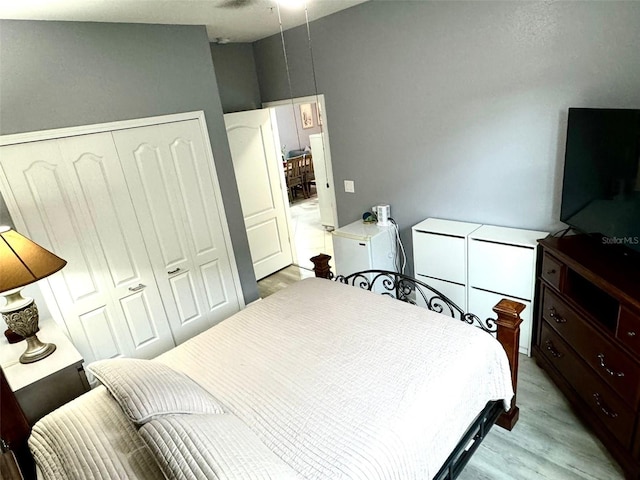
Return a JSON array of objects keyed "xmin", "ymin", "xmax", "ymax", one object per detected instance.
[{"xmin": 560, "ymin": 108, "xmax": 640, "ymax": 252}]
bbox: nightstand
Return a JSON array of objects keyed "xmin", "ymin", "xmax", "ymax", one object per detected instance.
[{"xmin": 0, "ymin": 318, "xmax": 90, "ymax": 425}]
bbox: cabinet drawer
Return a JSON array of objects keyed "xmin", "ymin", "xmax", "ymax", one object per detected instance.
[
  {"xmin": 468, "ymin": 239, "xmax": 535, "ymax": 300},
  {"xmin": 539, "ymin": 323, "xmax": 635, "ymax": 447},
  {"xmin": 542, "ymin": 288, "xmax": 640, "ymax": 406},
  {"xmin": 413, "ymin": 231, "xmax": 466, "ymax": 284},
  {"xmin": 541, "ymin": 253, "xmax": 563, "ymax": 291},
  {"xmin": 617, "ymin": 307, "xmax": 640, "ymax": 357},
  {"xmin": 415, "ymin": 275, "xmax": 467, "ymax": 312},
  {"xmin": 468, "ymin": 287, "xmax": 532, "ymax": 355}
]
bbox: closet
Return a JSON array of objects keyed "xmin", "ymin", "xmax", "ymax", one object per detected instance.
[{"xmin": 0, "ymin": 112, "xmax": 243, "ymax": 364}]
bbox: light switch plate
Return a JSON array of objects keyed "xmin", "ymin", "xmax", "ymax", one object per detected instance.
[{"xmin": 344, "ymin": 180, "xmax": 355, "ymax": 193}]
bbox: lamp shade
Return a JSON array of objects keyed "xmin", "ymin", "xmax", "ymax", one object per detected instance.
[{"xmin": 0, "ymin": 227, "xmax": 67, "ymax": 294}]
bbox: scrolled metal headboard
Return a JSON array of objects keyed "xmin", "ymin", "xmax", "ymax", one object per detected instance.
[{"xmin": 334, "ymin": 270, "xmax": 497, "ymax": 333}]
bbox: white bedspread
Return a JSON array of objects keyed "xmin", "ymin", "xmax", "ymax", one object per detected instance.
[
  {"xmin": 157, "ymin": 277, "xmax": 514, "ymax": 479},
  {"xmin": 29, "ymin": 386, "xmax": 162, "ymax": 480}
]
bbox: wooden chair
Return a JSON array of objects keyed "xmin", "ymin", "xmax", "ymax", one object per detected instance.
[
  {"xmin": 299, "ymin": 154, "xmax": 315, "ymax": 197},
  {"xmin": 285, "ymin": 156, "xmax": 306, "ymax": 201}
]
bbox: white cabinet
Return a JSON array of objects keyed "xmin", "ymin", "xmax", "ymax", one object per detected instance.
[
  {"xmin": 1, "ymin": 317, "xmax": 90, "ymax": 424},
  {"xmin": 412, "ymin": 218, "xmax": 547, "ymax": 355},
  {"xmin": 468, "ymin": 225, "xmax": 547, "ymax": 356},
  {"xmin": 412, "ymin": 218, "xmax": 481, "ymax": 311},
  {"xmin": 332, "ymin": 220, "xmax": 397, "ymax": 277},
  {"xmin": 0, "ymin": 113, "xmax": 243, "ymax": 364}
]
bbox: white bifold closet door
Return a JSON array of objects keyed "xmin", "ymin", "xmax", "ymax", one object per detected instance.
[
  {"xmin": 112, "ymin": 120, "xmax": 241, "ymax": 344},
  {"xmin": 0, "ymin": 115, "xmax": 242, "ymax": 364},
  {"xmin": 0, "ymin": 136, "xmax": 175, "ymax": 362}
]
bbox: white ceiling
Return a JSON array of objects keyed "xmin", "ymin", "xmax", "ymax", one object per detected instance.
[{"xmin": 0, "ymin": 0, "xmax": 368, "ymax": 43}]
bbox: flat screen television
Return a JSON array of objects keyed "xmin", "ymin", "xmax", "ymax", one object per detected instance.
[{"xmin": 560, "ymin": 107, "xmax": 640, "ymax": 253}]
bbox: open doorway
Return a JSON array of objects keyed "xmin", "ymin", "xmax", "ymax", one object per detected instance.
[
  {"xmin": 264, "ymin": 95, "xmax": 336, "ymax": 272},
  {"xmin": 225, "ymin": 94, "xmax": 337, "ymax": 287}
]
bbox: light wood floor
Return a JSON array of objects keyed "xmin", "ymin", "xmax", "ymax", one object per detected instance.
[
  {"xmin": 257, "ymin": 264, "xmax": 315, "ymax": 298},
  {"xmin": 258, "ymin": 267, "xmax": 625, "ymax": 480},
  {"xmin": 459, "ymin": 355, "xmax": 623, "ymax": 480}
]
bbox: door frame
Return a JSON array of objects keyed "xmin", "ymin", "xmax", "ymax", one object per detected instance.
[
  {"xmin": 262, "ymin": 93, "xmax": 338, "ymax": 228},
  {"xmin": 0, "ymin": 111, "xmax": 246, "ymax": 326},
  {"xmin": 263, "ymin": 94, "xmax": 339, "ymax": 231}
]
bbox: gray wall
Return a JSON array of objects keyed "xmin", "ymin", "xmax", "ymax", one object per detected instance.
[
  {"xmin": 0, "ymin": 20, "xmax": 259, "ymax": 303},
  {"xmin": 254, "ymin": 1, "xmax": 640, "ymax": 274},
  {"xmin": 275, "ymin": 102, "xmax": 322, "ymax": 155},
  {"xmin": 210, "ymin": 43, "xmax": 262, "ymax": 113},
  {"xmin": 254, "ymin": 26, "xmax": 316, "ymax": 102},
  {"xmin": 0, "ymin": 201, "xmax": 11, "ymax": 228}
]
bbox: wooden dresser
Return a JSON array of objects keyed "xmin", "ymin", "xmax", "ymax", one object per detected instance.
[{"xmin": 534, "ymin": 235, "xmax": 640, "ymax": 478}]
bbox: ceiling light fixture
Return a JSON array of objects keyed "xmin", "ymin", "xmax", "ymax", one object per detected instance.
[{"xmin": 276, "ymin": 0, "xmax": 306, "ymax": 10}]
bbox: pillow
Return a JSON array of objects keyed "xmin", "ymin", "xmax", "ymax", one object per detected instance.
[
  {"xmin": 87, "ymin": 358, "xmax": 224, "ymax": 424},
  {"xmin": 139, "ymin": 414, "xmax": 302, "ymax": 479},
  {"xmin": 29, "ymin": 386, "xmax": 163, "ymax": 480}
]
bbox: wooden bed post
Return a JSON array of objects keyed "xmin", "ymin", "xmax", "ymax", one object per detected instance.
[
  {"xmin": 493, "ymin": 299, "xmax": 525, "ymax": 431},
  {"xmin": 310, "ymin": 254, "xmax": 332, "ymax": 279}
]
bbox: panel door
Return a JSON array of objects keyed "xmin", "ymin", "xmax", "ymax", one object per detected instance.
[
  {"xmin": 0, "ymin": 139, "xmax": 172, "ymax": 363},
  {"xmin": 224, "ymin": 109, "xmax": 293, "ymax": 280},
  {"xmin": 57, "ymin": 133, "xmax": 176, "ymax": 359},
  {"xmin": 113, "ymin": 119, "xmax": 241, "ymax": 344}
]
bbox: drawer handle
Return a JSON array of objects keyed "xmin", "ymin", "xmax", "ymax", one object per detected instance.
[
  {"xmin": 548, "ymin": 307, "xmax": 566, "ymax": 324},
  {"xmin": 546, "ymin": 268, "xmax": 556, "ymax": 275},
  {"xmin": 597, "ymin": 353, "xmax": 625, "ymax": 377},
  {"xmin": 545, "ymin": 340, "xmax": 563, "ymax": 358},
  {"xmin": 168, "ymin": 268, "xmax": 181, "ymax": 275},
  {"xmin": 128, "ymin": 283, "xmax": 146, "ymax": 292},
  {"xmin": 593, "ymin": 393, "xmax": 619, "ymax": 419},
  {"xmin": 628, "ymin": 331, "xmax": 637, "ymax": 337}
]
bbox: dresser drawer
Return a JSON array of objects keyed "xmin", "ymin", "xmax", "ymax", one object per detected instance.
[
  {"xmin": 617, "ymin": 307, "xmax": 640, "ymax": 357},
  {"xmin": 541, "ymin": 253, "xmax": 563, "ymax": 291},
  {"xmin": 539, "ymin": 323, "xmax": 635, "ymax": 447},
  {"xmin": 542, "ymin": 287, "xmax": 640, "ymax": 406}
]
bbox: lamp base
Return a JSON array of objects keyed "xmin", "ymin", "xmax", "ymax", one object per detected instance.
[
  {"xmin": 20, "ymin": 336, "xmax": 56, "ymax": 364},
  {"xmin": 1, "ymin": 291, "xmax": 56, "ymax": 364}
]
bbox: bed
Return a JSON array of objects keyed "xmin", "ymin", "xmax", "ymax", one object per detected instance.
[{"xmin": 27, "ymin": 266, "xmax": 524, "ymax": 480}]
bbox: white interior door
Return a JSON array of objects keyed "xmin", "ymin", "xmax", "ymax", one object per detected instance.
[
  {"xmin": 113, "ymin": 119, "xmax": 242, "ymax": 344},
  {"xmin": 309, "ymin": 133, "xmax": 337, "ymax": 229},
  {"xmin": 224, "ymin": 109, "xmax": 292, "ymax": 280},
  {"xmin": 57, "ymin": 133, "xmax": 177, "ymax": 359}
]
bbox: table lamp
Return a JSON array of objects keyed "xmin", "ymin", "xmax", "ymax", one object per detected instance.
[{"xmin": 0, "ymin": 226, "xmax": 67, "ymax": 364}]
